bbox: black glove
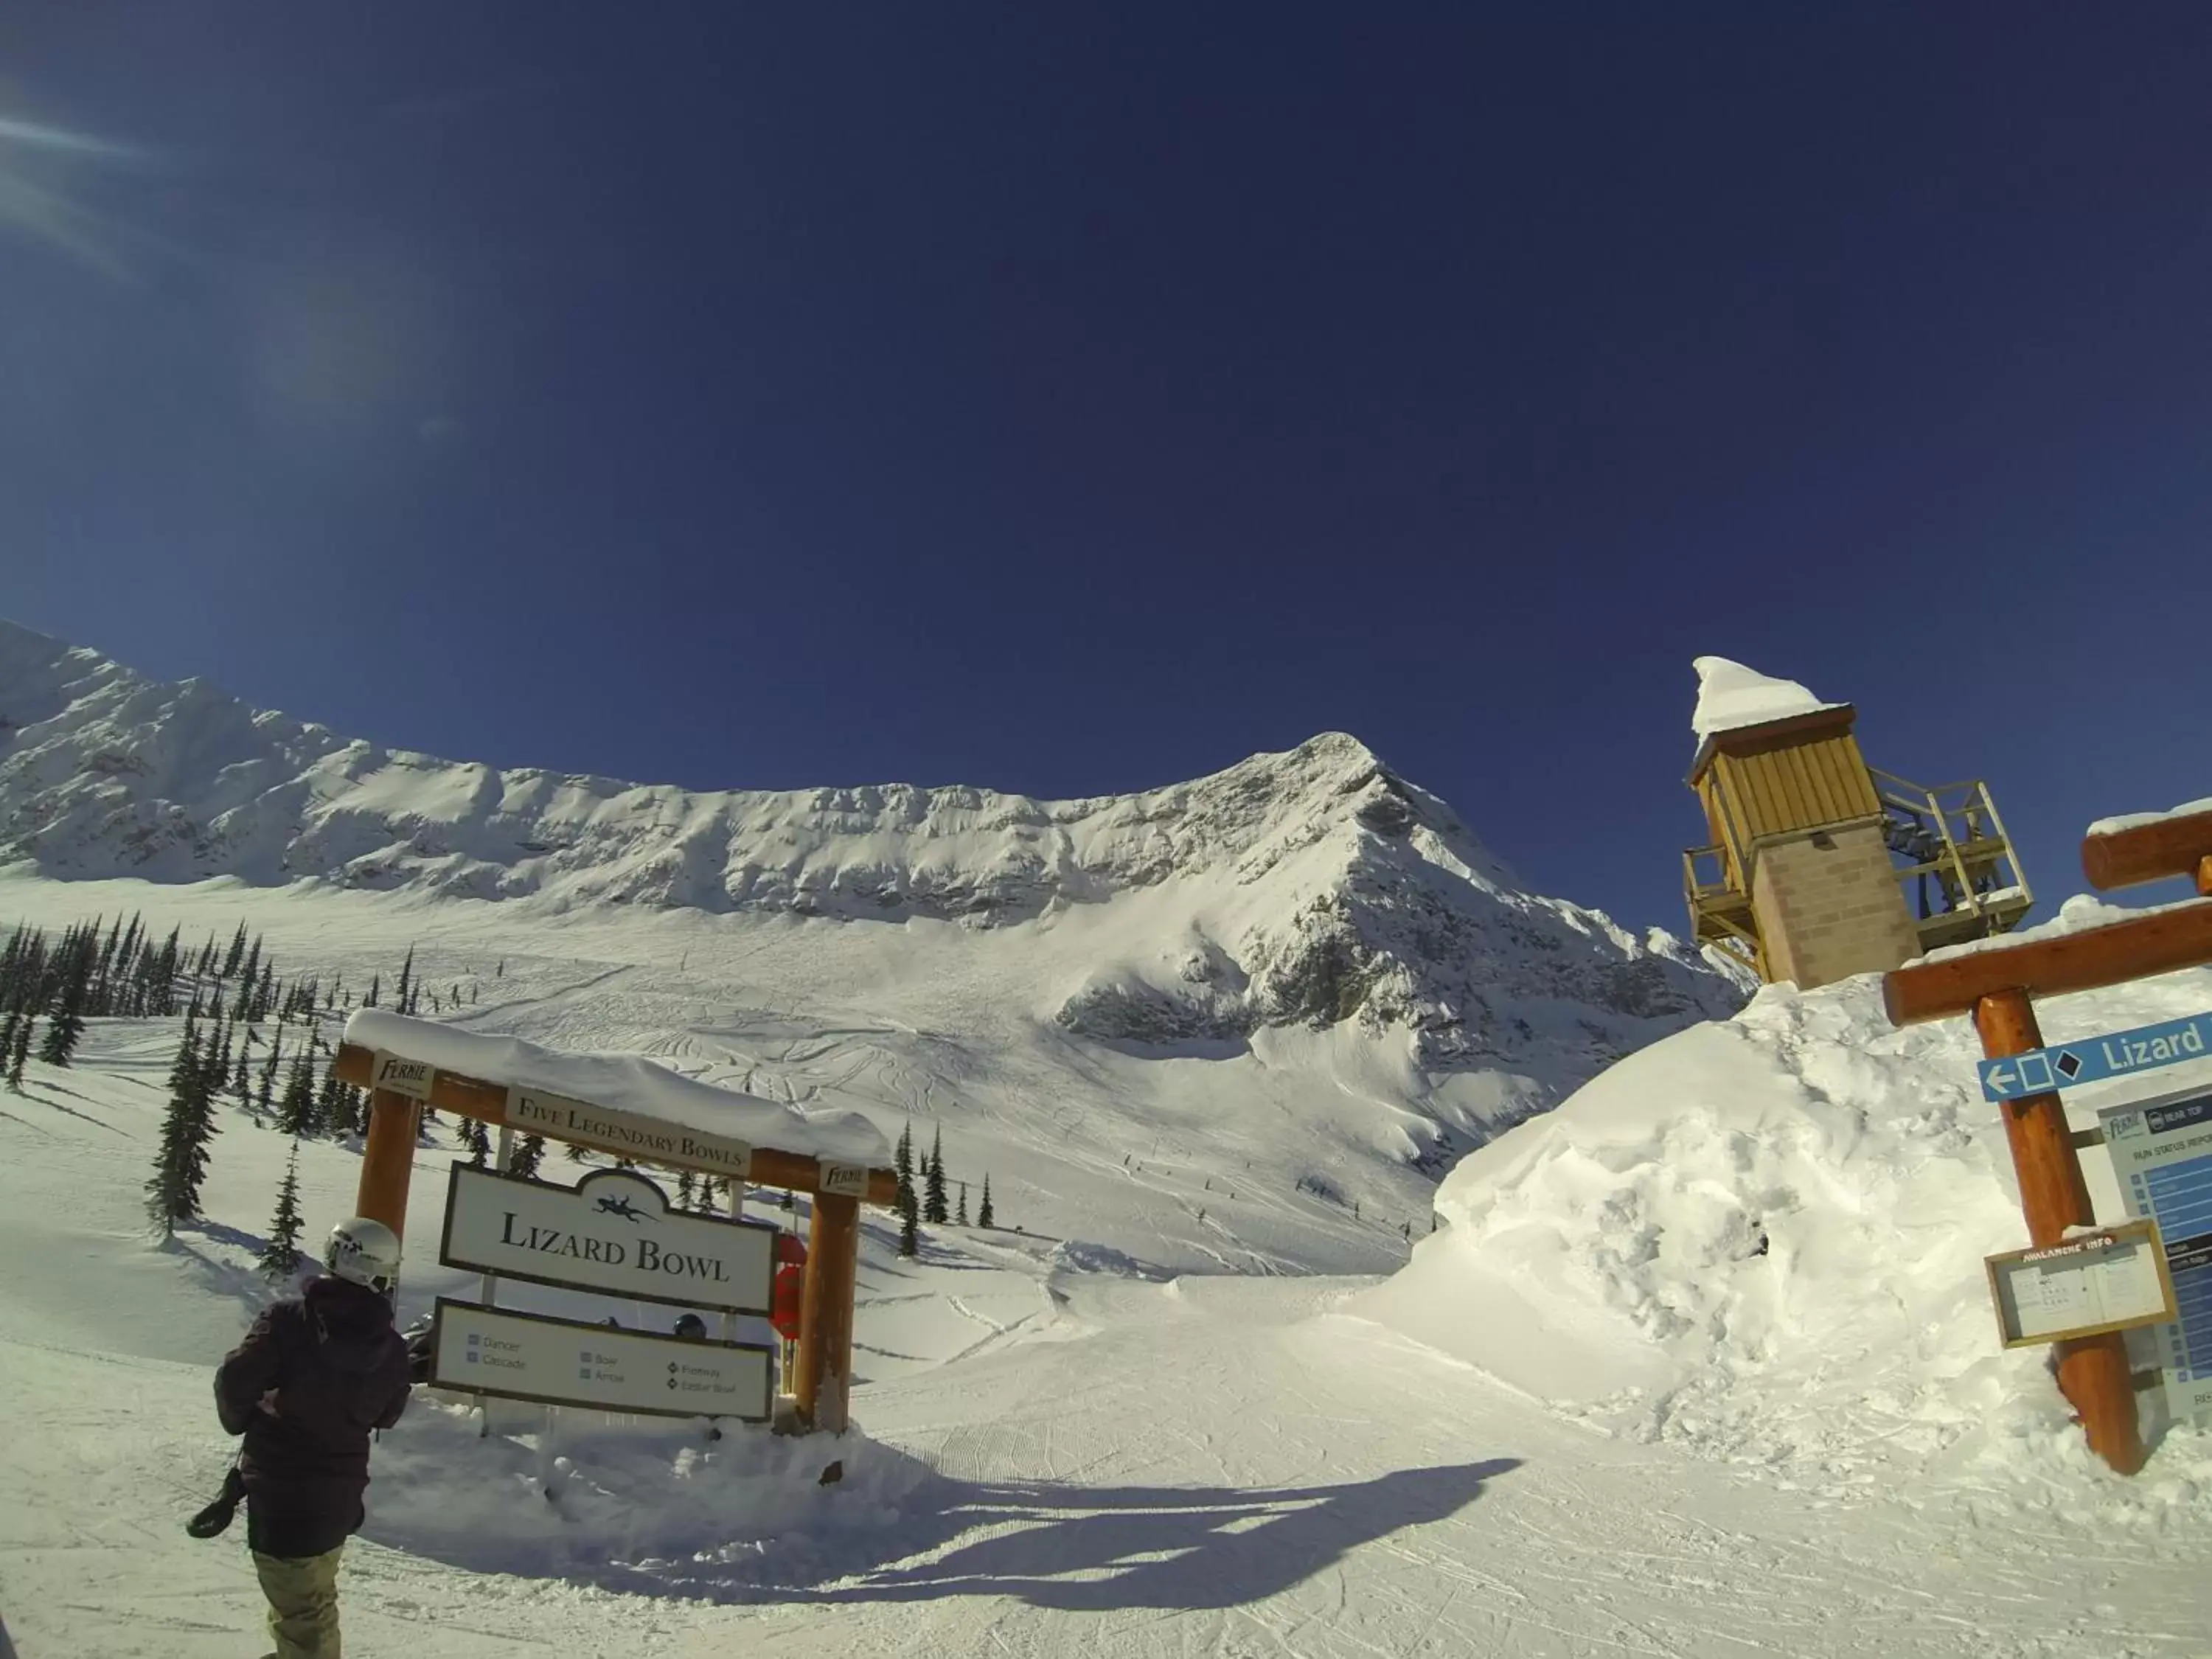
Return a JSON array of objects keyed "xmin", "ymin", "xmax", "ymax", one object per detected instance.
[{"xmin": 185, "ymin": 1464, "xmax": 247, "ymax": 1539}]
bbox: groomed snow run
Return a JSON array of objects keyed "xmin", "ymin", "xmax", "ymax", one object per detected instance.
[
  {"xmin": 1690, "ymin": 655, "xmax": 1846, "ymax": 748},
  {"xmin": 3, "ymin": 880, "xmax": 2211, "ymax": 1657},
  {"xmin": 344, "ymin": 1007, "xmax": 888, "ymax": 1167}
]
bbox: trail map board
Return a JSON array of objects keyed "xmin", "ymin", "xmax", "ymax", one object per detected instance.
[{"xmin": 2099, "ymin": 1087, "xmax": 2212, "ymax": 1424}]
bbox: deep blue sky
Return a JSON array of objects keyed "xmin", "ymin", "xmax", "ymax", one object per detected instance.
[{"xmin": 6, "ymin": 7, "xmax": 2210, "ymax": 930}]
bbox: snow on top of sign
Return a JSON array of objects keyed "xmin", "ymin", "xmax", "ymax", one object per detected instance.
[
  {"xmin": 344, "ymin": 1008, "xmax": 888, "ymax": 1167},
  {"xmin": 1907, "ymin": 890, "xmax": 2205, "ymax": 965},
  {"xmin": 1690, "ymin": 656, "xmax": 1845, "ymax": 748},
  {"xmin": 2087, "ymin": 797, "xmax": 2212, "ymax": 837}
]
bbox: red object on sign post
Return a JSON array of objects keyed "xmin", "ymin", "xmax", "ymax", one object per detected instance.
[
  {"xmin": 776, "ymin": 1232, "xmax": 809, "ymax": 1267},
  {"xmin": 771, "ymin": 1262, "xmax": 806, "ymax": 1340}
]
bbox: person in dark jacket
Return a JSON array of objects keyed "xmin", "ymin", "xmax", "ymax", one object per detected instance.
[{"xmin": 215, "ymin": 1215, "xmax": 412, "ymax": 1659}]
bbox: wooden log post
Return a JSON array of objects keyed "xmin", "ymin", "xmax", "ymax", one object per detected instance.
[
  {"xmin": 1972, "ymin": 989, "xmax": 2143, "ymax": 1475},
  {"xmin": 792, "ymin": 1192, "xmax": 862, "ymax": 1433},
  {"xmin": 355, "ymin": 1086, "xmax": 422, "ymax": 1242}
]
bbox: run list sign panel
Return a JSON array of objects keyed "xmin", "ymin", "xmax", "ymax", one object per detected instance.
[
  {"xmin": 1978, "ymin": 1012, "xmax": 2212, "ymax": 1102},
  {"xmin": 439, "ymin": 1164, "xmax": 776, "ymax": 1315},
  {"xmin": 2100, "ymin": 1088, "xmax": 2212, "ymax": 1425},
  {"xmin": 429, "ymin": 1298, "xmax": 773, "ymax": 1421}
]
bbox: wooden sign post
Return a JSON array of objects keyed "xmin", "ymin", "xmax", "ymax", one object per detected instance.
[
  {"xmin": 1882, "ymin": 804, "xmax": 2212, "ymax": 1476},
  {"xmin": 333, "ymin": 1040, "xmax": 894, "ymax": 1436}
]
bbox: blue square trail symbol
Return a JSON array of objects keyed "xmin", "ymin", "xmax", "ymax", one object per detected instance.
[
  {"xmin": 466, "ymin": 1352, "xmax": 479, "ymax": 1364},
  {"xmin": 468, "ymin": 1333, "xmax": 480, "ymax": 1346}
]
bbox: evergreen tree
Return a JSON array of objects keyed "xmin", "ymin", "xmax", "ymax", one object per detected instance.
[
  {"xmin": 897, "ymin": 1180, "xmax": 919, "ymax": 1257},
  {"xmin": 394, "ymin": 947, "xmax": 415, "ymax": 1017},
  {"xmin": 924, "ymin": 1127, "xmax": 949, "ymax": 1224},
  {"xmin": 676, "ymin": 1169, "xmax": 697, "ymax": 1209},
  {"xmin": 894, "ymin": 1122, "xmax": 916, "ymax": 1217},
  {"xmin": 315, "ymin": 1065, "xmax": 344, "ymax": 1134},
  {"xmin": 232, "ymin": 1046, "xmax": 251, "ymax": 1104},
  {"xmin": 36, "ymin": 950, "xmax": 91, "ymax": 1066},
  {"xmin": 222, "ymin": 922, "xmax": 248, "ymax": 979},
  {"xmin": 0, "ymin": 1011, "xmax": 14, "ymax": 1073},
  {"xmin": 145, "ymin": 1020, "xmax": 219, "ymax": 1234},
  {"xmin": 277, "ymin": 1047, "xmax": 317, "ymax": 1135},
  {"xmin": 956, "ymin": 1181, "xmax": 969, "ymax": 1227},
  {"xmin": 509, "ymin": 1134, "xmax": 546, "ymax": 1180},
  {"xmin": 977, "ymin": 1174, "xmax": 995, "ymax": 1229},
  {"xmin": 364, "ymin": 973, "xmax": 380, "ymax": 1009},
  {"xmin": 7, "ymin": 1017, "xmax": 32, "ymax": 1091},
  {"xmin": 565, "ymin": 1140, "xmax": 591, "ymax": 1163},
  {"xmin": 462, "ymin": 1116, "xmax": 492, "ymax": 1167},
  {"xmin": 258, "ymin": 1138, "xmax": 308, "ymax": 1283},
  {"xmin": 262, "ymin": 1028, "xmax": 285, "ymax": 1088}
]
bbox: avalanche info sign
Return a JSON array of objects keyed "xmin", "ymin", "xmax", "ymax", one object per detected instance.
[
  {"xmin": 2099, "ymin": 1086, "xmax": 2212, "ymax": 1425},
  {"xmin": 429, "ymin": 1299, "xmax": 774, "ymax": 1421}
]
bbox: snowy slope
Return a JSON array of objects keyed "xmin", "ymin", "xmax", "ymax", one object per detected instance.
[
  {"xmin": 1360, "ymin": 964, "xmax": 2212, "ymax": 1498},
  {"xmin": 0, "ymin": 619, "xmax": 1745, "ymax": 1205},
  {"xmin": 3, "ymin": 1005, "xmax": 2208, "ymax": 1659}
]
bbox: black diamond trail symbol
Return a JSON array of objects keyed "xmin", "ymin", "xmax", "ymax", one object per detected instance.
[{"xmin": 2056, "ymin": 1051, "xmax": 2083, "ymax": 1079}]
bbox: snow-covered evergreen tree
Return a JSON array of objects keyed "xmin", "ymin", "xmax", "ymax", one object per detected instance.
[
  {"xmin": 462, "ymin": 1116, "xmax": 492, "ymax": 1167},
  {"xmin": 977, "ymin": 1173, "xmax": 995, "ymax": 1229},
  {"xmin": 957, "ymin": 1181, "xmax": 969, "ymax": 1227},
  {"xmin": 509, "ymin": 1133, "xmax": 546, "ymax": 1180}
]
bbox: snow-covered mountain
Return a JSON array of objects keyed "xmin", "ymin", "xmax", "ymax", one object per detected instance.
[{"xmin": 0, "ymin": 619, "xmax": 1743, "ymax": 1077}]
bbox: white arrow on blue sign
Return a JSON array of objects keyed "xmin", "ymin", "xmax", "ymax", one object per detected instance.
[{"xmin": 1978, "ymin": 1012, "xmax": 2212, "ymax": 1102}]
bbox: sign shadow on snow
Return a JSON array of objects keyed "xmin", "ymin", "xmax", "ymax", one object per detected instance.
[{"xmin": 801, "ymin": 1458, "xmax": 1522, "ymax": 1613}]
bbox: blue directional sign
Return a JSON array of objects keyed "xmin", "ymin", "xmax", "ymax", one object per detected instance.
[{"xmin": 1979, "ymin": 1012, "xmax": 2212, "ymax": 1103}]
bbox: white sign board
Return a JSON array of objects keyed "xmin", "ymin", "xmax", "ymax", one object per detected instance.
[
  {"xmin": 506, "ymin": 1085, "xmax": 753, "ymax": 1179},
  {"xmin": 430, "ymin": 1298, "xmax": 773, "ymax": 1420},
  {"xmin": 2101, "ymin": 1087, "xmax": 2212, "ymax": 1424},
  {"xmin": 371, "ymin": 1050, "xmax": 436, "ymax": 1100},
  {"xmin": 1985, "ymin": 1220, "xmax": 2177, "ymax": 1349},
  {"xmin": 439, "ymin": 1164, "xmax": 776, "ymax": 1314}
]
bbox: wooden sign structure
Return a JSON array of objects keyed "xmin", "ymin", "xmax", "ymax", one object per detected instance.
[
  {"xmin": 334, "ymin": 1041, "xmax": 895, "ymax": 1436},
  {"xmin": 1884, "ymin": 803, "xmax": 2212, "ymax": 1475}
]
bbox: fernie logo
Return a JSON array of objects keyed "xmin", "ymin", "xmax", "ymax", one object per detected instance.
[{"xmin": 372, "ymin": 1051, "xmax": 435, "ymax": 1100}]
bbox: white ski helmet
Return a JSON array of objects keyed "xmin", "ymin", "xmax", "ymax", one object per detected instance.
[{"xmin": 324, "ymin": 1217, "xmax": 402, "ymax": 1293}]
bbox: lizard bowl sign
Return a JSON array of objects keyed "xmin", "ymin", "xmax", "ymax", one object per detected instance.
[{"xmin": 439, "ymin": 1164, "xmax": 777, "ymax": 1315}]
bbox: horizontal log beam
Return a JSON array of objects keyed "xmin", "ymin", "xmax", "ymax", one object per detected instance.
[
  {"xmin": 2081, "ymin": 811, "xmax": 2212, "ymax": 892},
  {"xmin": 1883, "ymin": 900, "xmax": 2212, "ymax": 1026},
  {"xmin": 332, "ymin": 1043, "xmax": 897, "ymax": 1204}
]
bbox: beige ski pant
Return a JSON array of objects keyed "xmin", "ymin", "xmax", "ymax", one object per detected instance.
[{"xmin": 252, "ymin": 1545, "xmax": 344, "ymax": 1659}]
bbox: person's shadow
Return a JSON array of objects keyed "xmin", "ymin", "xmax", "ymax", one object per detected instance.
[{"xmin": 797, "ymin": 1458, "xmax": 1520, "ymax": 1613}]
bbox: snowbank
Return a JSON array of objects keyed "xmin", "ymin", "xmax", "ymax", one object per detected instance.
[
  {"xmin": 2089, "ymin": 798, "xmax": 2212, "ymax": 837},
  {"xmin": 344, "ymin": 1009, "xmax": 889, "ymax": 1167},
  {"xmin": 366, "ymin": 1395, "xmax": 937, "ymax": 1594},
  {"xmin": 1356, "ymin": 973, "xmax": 2212, "ymax": 1492},
  {"xmin": 1690, "ymin": 655, "xmax": 1845, "ymax": 748}
]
